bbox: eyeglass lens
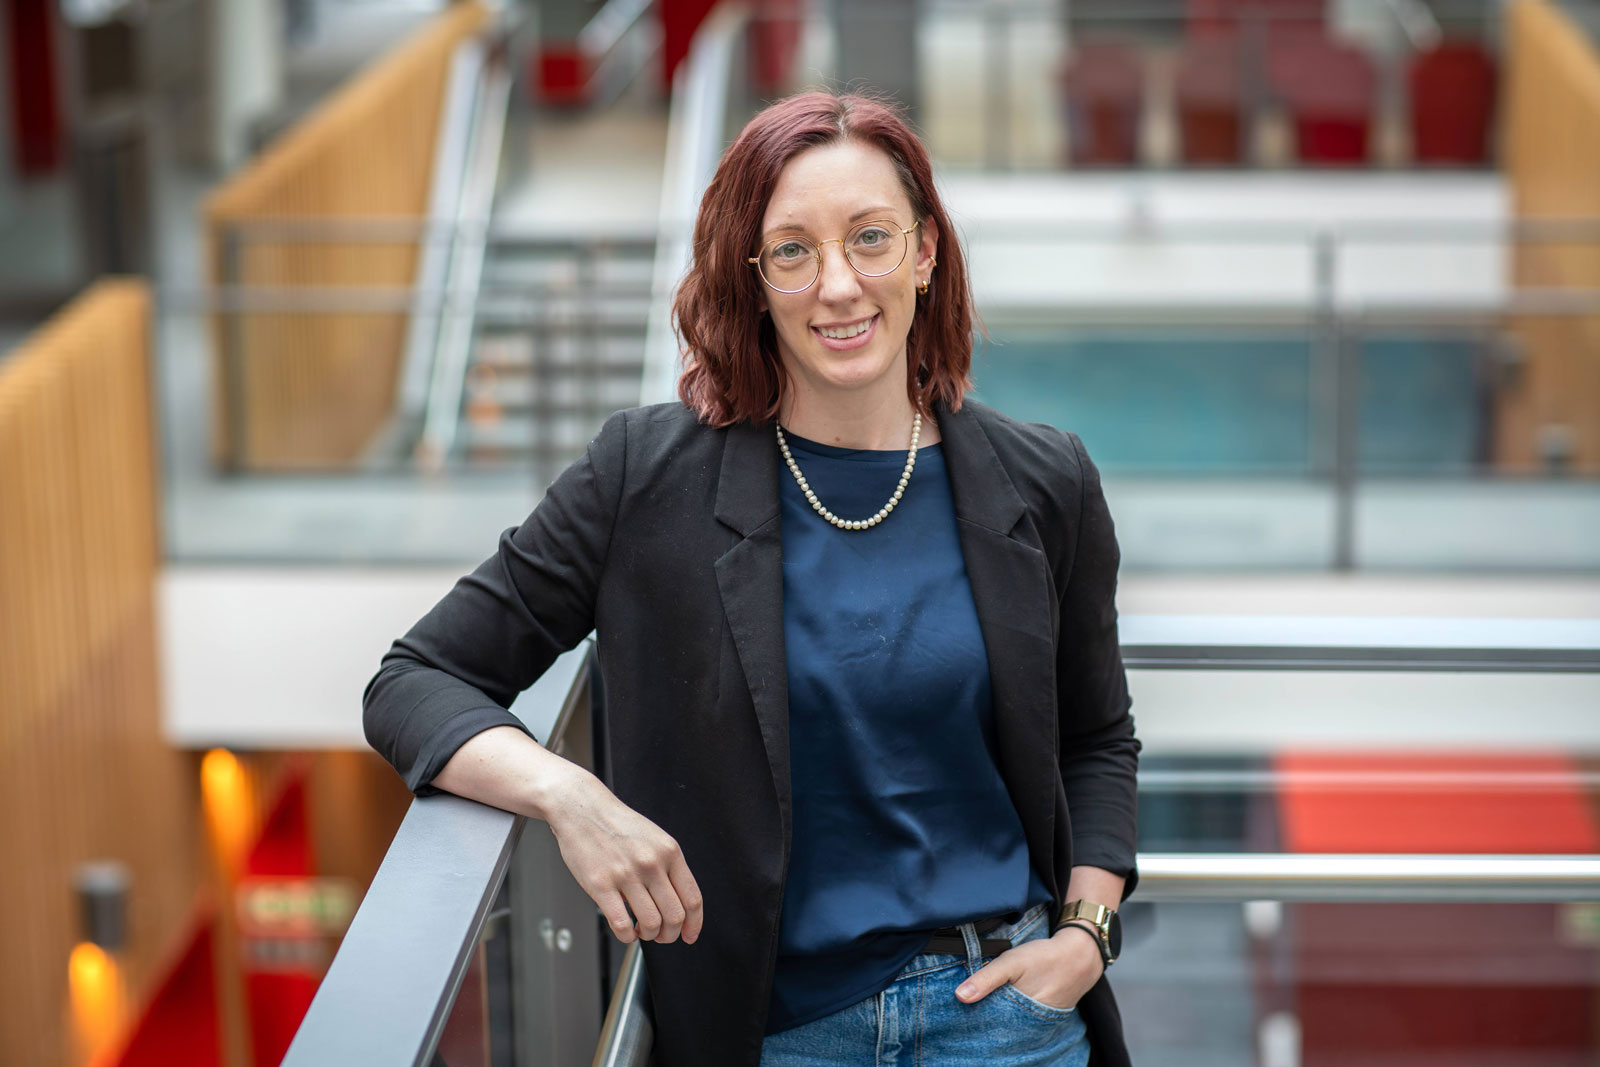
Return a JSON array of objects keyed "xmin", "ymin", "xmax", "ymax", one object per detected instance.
[{"xmin": 758, "ymin": 222, "xmax": 909, "ymax": 292}]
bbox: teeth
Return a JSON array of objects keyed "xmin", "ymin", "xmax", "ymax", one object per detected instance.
[{"xmin": 817, "ymin": 317, "xmax": 873, "ymax": 339}]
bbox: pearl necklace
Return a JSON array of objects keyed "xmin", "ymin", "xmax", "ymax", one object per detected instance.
[{"xmin": 775, "ymin": 411, "xmax": 921, "ymax": 531}]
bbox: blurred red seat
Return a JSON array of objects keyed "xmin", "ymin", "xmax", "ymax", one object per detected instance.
[
  {"xmin": 1408, "ymin": 40, "xmax": 1497, "ymax": 164},
  {"xmin": 1059, "ymin": 41, "xmax": 1146, "ymax": 167},
  {"xmin": 1175, "ymin": 36, "xmax": 1246, "ymax": 164},
  {"xmin": 1266, "ymin": 33, "xmax": 1376, "ymax": 164}
]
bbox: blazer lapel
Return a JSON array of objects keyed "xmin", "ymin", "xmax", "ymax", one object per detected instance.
[
  {"xmin": 712, "ymin": 420, "xmax": 792, "ymax": 845},
  {"xmin": 937, "ymin": 400, "xmax": 1062, "ymax": 900}
]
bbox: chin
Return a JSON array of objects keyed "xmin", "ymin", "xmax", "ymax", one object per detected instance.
[{"xmin": 813, "ymin": 356, "xmax": 901, "ymax": 394}]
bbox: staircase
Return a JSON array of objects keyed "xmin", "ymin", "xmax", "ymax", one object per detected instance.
[{"xmin": 451, "ymin": 233, "xmax": 656, "ymax": 484}]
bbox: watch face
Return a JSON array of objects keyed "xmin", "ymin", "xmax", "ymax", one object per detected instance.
[{"xmin": 1106, "ymin": 910, "xmax": 1122, "ymax": 960}]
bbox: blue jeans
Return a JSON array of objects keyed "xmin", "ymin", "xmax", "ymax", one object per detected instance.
[{"xmin": 760, "ymin": 902, "xmax": 1091, "ymax": 1066}]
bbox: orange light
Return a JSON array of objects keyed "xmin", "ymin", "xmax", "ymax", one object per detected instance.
[
  {"xmin": 202, "ymin": 748, "xmax": 254, "ymax": 873},
  {"xmin": 69, "ymin": 942, "xmax": 125, "ymax": 1063}
]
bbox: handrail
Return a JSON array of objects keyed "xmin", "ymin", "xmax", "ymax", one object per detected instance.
[
  {"xmin": 576, "ymin": 0, "xmax": 665, "ymax": 107},
  {"xmin": 395, "ymin": 34, "xmax": 486, "ymax": 426},
  {"xmin": 281, "ymin": 644, "xmax": 593, "ymax": 1066},
  {"xmin": 1136, "ymin": 854, "xmax": 1600, "ymax": 901},
  {"xmin": 642, "ymin": 2, "xmax": 750, "ymax": 405},
  {"xmin": 1120, "ymin": 615, "xmax": 1600, "ymax": 673},
  {"xmin": 419, "ymin": 25, "xmax": 513, "ymax": 465}
]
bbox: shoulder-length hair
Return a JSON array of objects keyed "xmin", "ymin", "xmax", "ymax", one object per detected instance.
[{"xmin": 674, "ymin": 90, "xmax": 977, "ymax": 427}]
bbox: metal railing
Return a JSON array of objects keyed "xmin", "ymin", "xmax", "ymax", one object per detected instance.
[
  {"xmin": 418, "ymin": 23, "xmax": 513, "ymax": 464},
  {"xmin": 283, "ymin": 644, "xmax": 604, "ymax": 1067},
  {"xmin": 1120, "ymin": 615, "xmax": 1600, "ymax": 672},
  {"xmin": 288, "ymin": 617, "xmax": 1600, "ymax": 1063}
]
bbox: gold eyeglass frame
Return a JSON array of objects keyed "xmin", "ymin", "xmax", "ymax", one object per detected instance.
[{"xmin": 747, "ymin": 219, "xmax": 921, "ymax": 294}]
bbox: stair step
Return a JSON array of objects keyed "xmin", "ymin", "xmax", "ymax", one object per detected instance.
[{"xmin": 463, "ymin": 376, "xmax": 641, "ymax": 409}]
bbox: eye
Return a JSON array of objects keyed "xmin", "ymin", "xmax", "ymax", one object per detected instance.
[
  {"xmin": 771, "ymin": 240, "xmax": 809, "ymax": 262},
  {"xmin": 852, "ymin": 225, "xmax": 894, "ymax": 251}
]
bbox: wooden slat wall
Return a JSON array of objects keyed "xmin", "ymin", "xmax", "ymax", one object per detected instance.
[
  {"xmin": 1501, "ymin": 0, "xmax": 1600, "ymax": 470},
  {"xmin": 0, "ymin": 280, "xmax": 205, "ymax": 1067},
  {"xmin": 204, "ymin": 0, "xmax": 491, "ymax": 470}
]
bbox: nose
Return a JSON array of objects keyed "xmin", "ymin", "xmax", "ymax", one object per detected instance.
[{"xmin": 814, "ymin": 240, "xmax": 862, "ymax": 304}]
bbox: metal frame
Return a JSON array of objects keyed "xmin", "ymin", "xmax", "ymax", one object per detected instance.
[
  {"xmin": 281, "ymin": 645, "xmax": 595, "ymax": 1067},
  {"xmin": 1136, "ymin": 854, "xmax": 1600, "ymax": 901},
  {"xmin": 1119, "ymin": 614, "xmax": 1600, "ymax": 672}
]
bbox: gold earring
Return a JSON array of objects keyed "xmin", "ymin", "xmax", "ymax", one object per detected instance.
[
  {"xmin": 918, "ymin": 256, "xmax": 937, "ymax": 294},
  {"xmin": 918, "ymin": 279, "xmax": 930, "ymax": 294}
]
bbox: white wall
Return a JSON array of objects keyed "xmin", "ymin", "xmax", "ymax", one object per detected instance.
[
  {"xmin": 159, "ymin": 567, "xmax": 587, "ymax": 749},
  {"xmin": 160, "ymin": 567, "xmax": 1600, "ymax": 753},
  {"xmin": 941, "ymin": 172, "xmax": 1510, "ymax": 312}
]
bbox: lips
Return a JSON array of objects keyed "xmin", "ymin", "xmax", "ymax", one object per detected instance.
[{"xmin": 811, "ymin": 313, "xmax": 879, "ymax": 351}]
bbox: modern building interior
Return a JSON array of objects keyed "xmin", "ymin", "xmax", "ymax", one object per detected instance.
[{"xmin": 2, "ymin": 0, "xmax": 1599, "ymax": 1064}]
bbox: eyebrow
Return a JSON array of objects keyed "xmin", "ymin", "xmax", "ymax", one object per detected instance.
[{"xmin": 762, "ymin": 207, "xmax": 901, "ymax": 240}]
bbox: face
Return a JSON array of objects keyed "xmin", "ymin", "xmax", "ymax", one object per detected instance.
[{"xmin": 756, "ymin": 139, "xmax": 938, "ymax": 413}]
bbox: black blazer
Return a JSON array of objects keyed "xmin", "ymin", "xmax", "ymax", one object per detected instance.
[{"xmin": 364, "ymin": 396, "xmax": 1141, "ymax": 1067}]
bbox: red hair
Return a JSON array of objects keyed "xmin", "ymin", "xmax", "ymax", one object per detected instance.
[{"xmin": 674, "ymin": 91, "xmax": 977, "ymax": 426}]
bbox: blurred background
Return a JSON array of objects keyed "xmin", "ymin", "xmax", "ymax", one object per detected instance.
[{"xmin": 2, "ymin": 0, "xmax": 1599, "ymax": 1064}]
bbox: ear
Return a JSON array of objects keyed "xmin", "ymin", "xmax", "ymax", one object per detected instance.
[{"xmin": 915, "ymin": 218, "xmax": 939, "ymax": 282}]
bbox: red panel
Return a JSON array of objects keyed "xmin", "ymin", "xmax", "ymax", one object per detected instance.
[
  {"xmin": 661, "ymin": 0, "xmax": 720, "ymax": 91},
  {"xmin": 5, "ymin": 0, "xmax": 63, "ymax": 174},
  {"xmin": 1274, "ymin": 752, "xmax": 1600, "ymax": 1065},
  {"xmin": 1298, "ymin": 980, "xmax": 1592, "ymax": 1064},
  {"xmin": 108, "ymin": 916, "xmax": 222, "ymax": 1067},
  {"xmin": 245, "ymin": 771, "xmax": 313, "ymax": 878},
  {"xmin": 1275, "ymin": 751, "xmax": 1600, "ymax": 854},
  {"xmin": 537, "ymin": 47, "xmax": 589, "ymax": 107},
  {"xmin": 751, "ymin": 0, "xmax": 804, "ymax": 96},
  {"xmin": 242, "ymin": 762, "xmax": 318, "ymax": 1067},
  {"xmin": 244, "ymin": 970, "xmax": 320, "ymax": 1067}
]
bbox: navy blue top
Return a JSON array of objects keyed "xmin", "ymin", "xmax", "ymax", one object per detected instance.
[{"xmin": 765, "ymin": 429, "xmax": 1053, "ymax": 1035}]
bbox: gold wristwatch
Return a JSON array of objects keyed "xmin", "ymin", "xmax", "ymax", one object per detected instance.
[{"xmin": 1053, "ymin": 899, "xmax": 1121, "ymax": 968}]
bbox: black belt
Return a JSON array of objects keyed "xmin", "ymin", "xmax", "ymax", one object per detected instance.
[{"xmin": 921, "ymin": 915, "xmax": 1012, "ymax": 960}]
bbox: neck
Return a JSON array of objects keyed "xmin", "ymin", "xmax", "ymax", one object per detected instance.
[{"xmin": 778, "ymin": 378, "xmax": 938, "ymax": 450}]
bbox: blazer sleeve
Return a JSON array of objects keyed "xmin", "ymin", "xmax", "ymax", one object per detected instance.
[
  {"xmin": 1057, "ymin": 431, "xmax": 1142, "ymax": 901},
  {"xmin": 362, "ymin": 409, "xmax": 627, "ymax": 795}
]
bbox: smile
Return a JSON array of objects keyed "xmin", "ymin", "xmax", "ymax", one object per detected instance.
[{"xmin": 811, "ymin": 314, "xmax": 878, "ymax": 349}]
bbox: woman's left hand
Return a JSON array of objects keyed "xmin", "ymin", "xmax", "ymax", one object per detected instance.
[{"xmin": 954, "ymin": 925, "xmax": 1104, "ymax": 1011}]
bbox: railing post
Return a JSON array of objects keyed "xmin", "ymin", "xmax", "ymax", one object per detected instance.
[{"xmin": 222, "ymin": 223, "xmax": 247, "ymax": 472}]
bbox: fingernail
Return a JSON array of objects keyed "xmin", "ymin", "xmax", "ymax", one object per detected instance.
[{"xmin": 956, "ymin": 984, "xmax": 974, "ymax": 999}]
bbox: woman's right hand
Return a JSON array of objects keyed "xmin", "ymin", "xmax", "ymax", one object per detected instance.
[{"xmin": 541, "ymin": 765, "xmax": 704, "ymax": 946}]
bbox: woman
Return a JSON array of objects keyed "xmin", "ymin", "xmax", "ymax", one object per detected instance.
[{"xmin": 364, "ymin": 90, "xmax": 1139, "ymax": 1067}]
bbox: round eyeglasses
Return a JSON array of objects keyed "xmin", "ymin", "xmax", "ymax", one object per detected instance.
[{"xmin": 747, "ymin": 219, "xmax": 919, "ymax": 294}]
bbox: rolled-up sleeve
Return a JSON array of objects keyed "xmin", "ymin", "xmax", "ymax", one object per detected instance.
[
  {"xmin": 1056, "ymin": 431, "xmax": 1141, "ymax": 901},
  {"xmin": 362, "ymin": 409, "xmax": 627, "ymax": 794}
]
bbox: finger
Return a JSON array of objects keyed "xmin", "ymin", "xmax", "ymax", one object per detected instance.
[
  {"xmin": 667, "ymin": 852, "xmax": 705, "ymax": 944},
  {"xmin": 594, "ymin": 887, "xmax": 637, "ymax": 944},
  {"xmin": 955, "ymin": 958, "xmax": 1017, "ymax": 1003},
  {"xmin": 623, "ymin": 881, "xmax": 664, "ymax": 940},
  {"xmin": 641, "ymin": 865, "xmax": 687, "ymax": 944}
]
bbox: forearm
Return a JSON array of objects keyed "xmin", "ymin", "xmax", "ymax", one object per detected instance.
[
  {"xmin": 1062, "ymin": 864, "xmax": 1125, "ymax": 915},
  {"xmin": 429, "ymin": 725, "xmax": 597, "ymax": 822}
]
